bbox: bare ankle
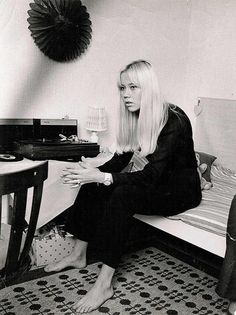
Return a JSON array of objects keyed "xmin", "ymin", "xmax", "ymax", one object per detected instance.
[
  {"xmin": 70, "ymin": 250, "xmax": 85, "ymax": 261},
  {"xmin": 94, "ymin": 264, "xmax": 115, "ymax": 291},
  {"xmin": 71, "ymin": 239, "xmax": 88, "ymax": 259},
  {"xmin": 94, "ymin": 279, "xmax": 113, "ymax": 292}
]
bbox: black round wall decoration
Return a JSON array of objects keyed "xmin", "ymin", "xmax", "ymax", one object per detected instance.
[{"xmin": 27, "ymin": 0, "xmax": 92, "ymax": 62}]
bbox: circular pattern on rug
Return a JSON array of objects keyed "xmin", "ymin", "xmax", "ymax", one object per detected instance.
[{"xmin": 0, "ymin": 247, "xmax": 229, "ymax": 314}]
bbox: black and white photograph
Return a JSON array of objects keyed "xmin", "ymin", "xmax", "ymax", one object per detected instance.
[{"xmin": 0, "ymin": 1, "xmax": 236, "ymax": 314}]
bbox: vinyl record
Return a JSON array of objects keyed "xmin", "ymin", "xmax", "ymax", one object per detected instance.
[
  {"xmin": 27, "ymin": 0, "xmax": 92, "ymax": 62},
  {"xmin": 0, "ymin": 152, "xmax": 23, "ymax": 162}
]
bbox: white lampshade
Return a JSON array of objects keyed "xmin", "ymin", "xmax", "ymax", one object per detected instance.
[
  {"xmin": 86, "ymin": 107, "xmax": 107, "ymax": 143},
  {"xmin": 86, "ymin": 107, "xmax": 107, "ymax": 132}
]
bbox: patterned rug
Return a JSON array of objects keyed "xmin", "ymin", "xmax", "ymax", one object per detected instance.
[{"xmin": 0, "ymin": 247, "xmax": 229, "ymax": 315}]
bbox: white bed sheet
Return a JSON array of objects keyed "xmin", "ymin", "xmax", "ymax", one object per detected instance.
[
  {"xmin": 134, "ymin": 213, "xmax": 226, "ymax": 257},
  {"xmin": 169, "ymin": 164, "xmax": 236, "ymax": 237},
  {"xmin": 134, "ymin": 163, "xmax": 236, "ymax": 258}
]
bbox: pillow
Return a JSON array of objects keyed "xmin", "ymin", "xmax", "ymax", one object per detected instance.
[
  {"xmin": 121, "ymin": 162, "xmax": 134, "ymax": 173},
  {"xmin": 123, "ymin": 150, "xmax": 216, "ymax": 183},
  {"xmin": 195, "ymin": 151, "xmax": 217, "ymax": 182},
  {"xmin": 130, "ymin": 152, "xmax": 149, "ymax": 172}
]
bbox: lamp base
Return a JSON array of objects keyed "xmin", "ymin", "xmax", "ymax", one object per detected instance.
[{"xmin": 90, "ymin": 131, "xmax": 98, "ymax": 143}]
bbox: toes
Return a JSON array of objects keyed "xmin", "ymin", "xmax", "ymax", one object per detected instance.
[
  {"xmin": 74, "ymin": 300, "xmax": 92, "ymax": 314},
  {"xmin": 73, "ymin": 300, "xmax": 83, "ymax": 311},
  {"xmin": 45, "ymin": 265, "xmax": 60, "ymax": 273},
  {"xmin": 86, "ymin": 306, "xmax": 93, "ymax": 313},
  {"xmin": 86, "ymin": 307, "xmax": 93, "ymax": 313},
  {"xmin": 75, "ymin": 303, "xmax": 95, "ymax": 314},
  {"xmin": 81, "ymin": 305, "xmax": 89, "ymax": 313},
  {"xmin": 44, "ymin": 265, "xmax": 55, "ymax": 272},
  {"xmin": 75, "ymin": 304, "xmax": 85, "ymax": 313}
]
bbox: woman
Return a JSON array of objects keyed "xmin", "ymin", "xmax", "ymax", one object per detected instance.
[{"xmin": 44, "ymin": 60, "xmax": 202, "ymax": 313}]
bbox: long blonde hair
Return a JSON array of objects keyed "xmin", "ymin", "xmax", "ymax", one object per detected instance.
[{"xmin": 116, "ymin": 60, "xmax": 169, "ymax": 157}]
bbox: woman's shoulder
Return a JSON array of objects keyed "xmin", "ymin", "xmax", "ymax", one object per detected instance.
[
  {"xmin": 166, "ymin": 104, "xmax": 192, "ymax": 132},
  {"xmin": 168, "ymin": 104, "xmax": 189, "ymax": 122},
  {"xmin": 168, "ymin": 103, "xmax": 186, "ymax": 116}
]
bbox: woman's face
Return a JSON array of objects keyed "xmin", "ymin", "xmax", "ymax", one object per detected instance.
[{"xmin": 119, "ymin": 72, "xmax": 141, "ymax": 112}]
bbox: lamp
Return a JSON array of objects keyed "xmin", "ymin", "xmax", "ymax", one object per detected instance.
[{"xmin": 86, "ymin": 107, "xmax": 107, "ymax": 143}]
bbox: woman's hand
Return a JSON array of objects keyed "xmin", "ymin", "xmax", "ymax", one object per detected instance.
[{"xmin": 61, "ymin": 156, "xmax": 104, "ymax": 187}]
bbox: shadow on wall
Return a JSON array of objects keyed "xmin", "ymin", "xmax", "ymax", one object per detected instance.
[
  {"xmin": 0, "ymin": 0, "xmax": 59, "ymax": 118},
  {"xmin": 0, "ymin": 0, "xmax": 16, "ymax": 34},
  {"xmin": 10, "ymin": 54, "xmax": 57, "ymax": 118}
]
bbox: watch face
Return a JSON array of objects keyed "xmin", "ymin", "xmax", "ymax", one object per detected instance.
[
  {"xmin": 104, "ymin": 180, "xmax": 111, "ymax": 186},
  {"xmin": 104, "ymin": 173, "xmax": 112, "ymax": 186}
]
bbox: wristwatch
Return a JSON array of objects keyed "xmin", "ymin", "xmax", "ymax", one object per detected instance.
[{"xmin": 103, "ymin": 173, "xmax": 113, "ymax": 186}]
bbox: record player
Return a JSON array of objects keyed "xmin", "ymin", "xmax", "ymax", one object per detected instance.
[
  {"xmin": 0, "ymin": 118, "xmax": 100, "ymax": 161},
  {"xmin": 13, "ymin": 138, "xmax": 100, "ymax": 161}
]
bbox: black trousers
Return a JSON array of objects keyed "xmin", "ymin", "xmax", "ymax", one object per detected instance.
[
  {"xmin": 65, "ymin": 182, "xmax": 200, "ymax": 269},
  {"xmin": 216, "ymin": 195, "xmax": 236, "ymax": 300}
]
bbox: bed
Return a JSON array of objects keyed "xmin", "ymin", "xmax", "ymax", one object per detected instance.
[{"xmin": 134, "ymin": 97, "xmax": 236, "ymax": 258}]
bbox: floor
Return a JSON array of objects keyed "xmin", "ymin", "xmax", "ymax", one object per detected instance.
[{"xmin": 0, "ymin": 246, "xmax": 229, "ymax": 315}]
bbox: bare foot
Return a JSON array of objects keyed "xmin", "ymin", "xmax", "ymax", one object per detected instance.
[
  {"xmin": 73, "ymin": 283, "xmax": 114, "ymax": 313},
  {"xmin": 44, "ymin": 254, "xmax": 86, "ymax": 273},
  {"xmin": 228, "ymin": 301, "xmax": 236, "ymax": 315}
]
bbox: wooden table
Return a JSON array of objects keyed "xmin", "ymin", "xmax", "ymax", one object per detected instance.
[{"xmin": 0, "ymin": 158, "xmax": 79, "ymax": 229}]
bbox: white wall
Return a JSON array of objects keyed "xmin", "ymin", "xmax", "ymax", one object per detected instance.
[
  {"xmin": 0, "ymin": 0, "xmax": 235, "ymax": 146},
  {"xmin": 183, "ymin": 0, "xmax": 236, "ymax": 127}
]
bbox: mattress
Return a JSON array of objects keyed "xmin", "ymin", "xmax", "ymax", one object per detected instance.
[{"xmin": 169, "ymin": 164, "xmax": 236, "ymax": 236}]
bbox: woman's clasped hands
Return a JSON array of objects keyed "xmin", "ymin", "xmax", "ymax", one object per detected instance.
[{"xmin": 61, "ymin": 156, "xmax": 104, "ymax": 188}]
